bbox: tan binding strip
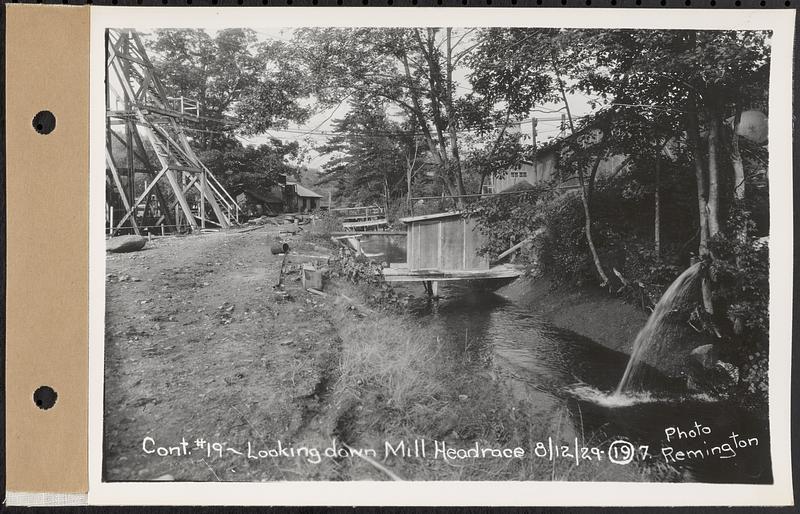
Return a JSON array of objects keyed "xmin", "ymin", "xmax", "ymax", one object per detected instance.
[{"xmin": 6, "ymin": 5, "xmax": 90, "ymax": 492}]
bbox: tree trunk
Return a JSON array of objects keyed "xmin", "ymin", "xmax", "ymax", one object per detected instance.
[
  {"xmin": 686, "ymin": 97, "xmax": 714, "ymax": 315},
  {"xmin": 552, "ymin": 50, "xmax": 606, "ymax": 284},
  {"xmin": 578, "ymin": 155, "xmax": 610, "ymax": 285},
  {"xmin": 654, "ymin": 157, "xmax": 661, "ymax": 260},
  {"xmin": 731, "ymin": 105, "xmax": 746, "ymax": 202},
  {"xmin": 445, "ymin": 28, "xmax": 466, "ymax": 201},
  {"xmin": 384, "ymin": 174, "xmax": 391, "ymax": 223},
  {"xmin": 406, "ymin": 155, "xmax": 412, "ymax": 214},
  {"xmin": 415, "ymin": 29, "xmax": 461, "ymax": 205},
  {"xmin": 706, "ymin": 102, "xmax": 722, "ymax": 237},
  {"xmin": 731, "ymin": 104, "xmax": 748, "ymax": 268}
]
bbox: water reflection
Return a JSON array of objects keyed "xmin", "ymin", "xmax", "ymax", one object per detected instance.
[{"xmin": 358, "ymin": 234, "xmax": 407, "ymax": 263}]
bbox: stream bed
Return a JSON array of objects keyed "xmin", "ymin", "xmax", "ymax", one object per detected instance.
[{"xmin": 404, "ymin": 283, "xmax": 773, "ymax": 484}]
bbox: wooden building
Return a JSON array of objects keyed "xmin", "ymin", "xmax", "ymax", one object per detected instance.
[
  {"xmin": 487, "ymin": 119, "xmax": 628, "ymax": 193},
  {"xmin": 284, "ymin": 182, "xmax": 323, "ymax": 213},
  {"xmin": 383, "ymin": 211, "xmax": 522, "ymax": 295},
  {"xmin": 234, "ymin": 188, "xmax": 284, "ymax": 217},
  {"xmin": 404, "ymin": 212, "xmax": 488, "ymax": 272}
]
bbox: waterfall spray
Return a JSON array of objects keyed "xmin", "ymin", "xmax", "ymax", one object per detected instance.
[{"xmin": 613, "ymin": 262, "xmax": 704, "ymax": 397}]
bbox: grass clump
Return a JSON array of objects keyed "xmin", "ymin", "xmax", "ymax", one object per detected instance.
[{"xmin": 303, "ymin": 210, "xmax": 343, "ymax": 244}]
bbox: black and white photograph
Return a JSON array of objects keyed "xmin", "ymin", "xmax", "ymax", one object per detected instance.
[{"xmin": 93, "ymin": 7, "xmax": 793, "ymax": 505}]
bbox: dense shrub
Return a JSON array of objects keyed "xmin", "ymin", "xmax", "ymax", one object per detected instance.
[
  {"xmin": 471, "ymin": 185, "xmax": 545, "ymax": 262},
  {"xmin": 707, "ymin": 206, "xmax": 770, "ymax": 401}
]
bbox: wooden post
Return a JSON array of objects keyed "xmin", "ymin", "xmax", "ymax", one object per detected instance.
[
  {"xmin": 200, "ymin": 170, "xmax": 206, "ymax": 230},
  {"xmin": 109, "ymin": 206, "xmax": 113, "ymax": 236}
]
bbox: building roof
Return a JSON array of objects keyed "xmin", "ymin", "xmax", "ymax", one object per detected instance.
[
  {"xmin": 286, "ymin": 181, "xmax": 323, "ymax": 199},
  {"xmin": 236, "ymin": 188, "xmax": 283, "ymax": 204}
]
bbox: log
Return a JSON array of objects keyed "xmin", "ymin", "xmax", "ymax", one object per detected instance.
[
  {"xmin": 492, "ymin": 238, "xmax": 531, "ymax": 264},
  {"xmin": 106, "ymin": 235, "xmax": 147, "ymax": 253}
]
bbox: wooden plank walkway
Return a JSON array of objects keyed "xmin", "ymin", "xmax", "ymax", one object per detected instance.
[{"xmin": 342, "ymin": 218, "xmax": 389, "ymax": 230}]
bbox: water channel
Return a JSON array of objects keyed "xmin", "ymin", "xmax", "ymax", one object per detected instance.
[{"xmin": 402, "ymin": 283, "xmax": 773, "ymax": 484}]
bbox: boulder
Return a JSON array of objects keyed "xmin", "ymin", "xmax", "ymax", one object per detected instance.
[
  {"xmin": 689, "ymin": 344, "xmax": 717, "ymax": 370},
  {"xmin": 106, "ymin": 235, "xmax": 147, "ymax": 253},
  {"xmin": 686, "ymin": 344, "xmax": 740, "ymax": 397}
]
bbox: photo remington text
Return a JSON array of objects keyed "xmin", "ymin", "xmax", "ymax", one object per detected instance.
[{"xmin": 661, "ymin": 422, "xmax": 760, "ymax": 463}]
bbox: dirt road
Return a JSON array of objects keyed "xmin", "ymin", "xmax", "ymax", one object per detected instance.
[{"xmin": 104, "ymin": 227, "xmax": 346, "ymax": 482}]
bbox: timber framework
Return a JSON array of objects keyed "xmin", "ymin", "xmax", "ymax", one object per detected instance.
[{"xmin": 105, "ymin": 29, "xmax": 240, "ymax": 236}]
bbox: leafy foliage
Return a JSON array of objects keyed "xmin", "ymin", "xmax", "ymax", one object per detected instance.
[
  {"xmin": 318, "ymin": 99, "xmax": 410, "ymax": 212},
  {"xmin": 708, "ymin": 208, "xmax": 770, "ymax": 343},
  {"xmin": 198, "ymin": 137, "xmax": 300, "ymax": 193}
]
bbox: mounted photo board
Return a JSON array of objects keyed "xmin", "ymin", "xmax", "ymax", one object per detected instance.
[{"xmin": 4, "ymin": 4, "xmax": 796, "ymax": 508}]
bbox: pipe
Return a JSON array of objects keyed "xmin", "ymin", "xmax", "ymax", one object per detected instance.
[{"xmin": 271, "ymin": 242, "xmax": 290, "ymax": 254}]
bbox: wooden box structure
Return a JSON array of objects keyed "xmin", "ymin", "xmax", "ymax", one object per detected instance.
[
  {"xmin": 405, "ymin": 212, "xmax": 489, "ymax": 272},
  {"xmin": 382, "ymin": 211, "xmax": 522, "ymax": 294}
]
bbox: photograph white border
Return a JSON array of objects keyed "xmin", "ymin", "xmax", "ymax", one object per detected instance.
[{"xmin": 88, "ymin": 6, "xmax": 795, "ymax": 506}]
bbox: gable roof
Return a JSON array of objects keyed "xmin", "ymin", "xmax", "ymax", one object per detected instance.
[
  {"xmin": 287, "ymin": 181, "xmax": 323, "ymax": 199},
  {"xmin": 235, "ymin": 188, "xmax": 283, "ymax": 204}
]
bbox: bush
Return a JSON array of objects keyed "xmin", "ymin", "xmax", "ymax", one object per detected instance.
[
  {"xmin": 707, "ymin": 206, "xmax": 770, "ymax": 404},
  {"xmin": 304, "ymin": 210, "xmax": 343, "ymax": 241}
]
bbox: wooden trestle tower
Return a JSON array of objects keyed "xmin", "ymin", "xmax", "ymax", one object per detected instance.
[{"xmin": 105, "ymin": 29, "xmax": 240, "ymax": 235}]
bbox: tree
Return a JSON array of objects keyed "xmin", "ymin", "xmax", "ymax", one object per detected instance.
[
  {"xmin": 566, "ymin": 29, "xmax": 769, "ymax": 309},
  {"xmin": 149, "ymin": 29, "xmax": 311, "ymax": 140},
  {"xmin": 291, "ymin": 28, "xmax": 549, "ymax": 205},
  {"xmin": 199, "ymin": 137, "xmax": 300, "ymax": 194},
  {"xmin": 146, "ymin": 29, "xmax": 313, "ymax": 203},
  {"xmin": 317, "ymin": 98, "xmax": 410, "ymax": 216}
]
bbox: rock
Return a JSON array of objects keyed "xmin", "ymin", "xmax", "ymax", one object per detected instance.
[
  {"xmin": 689, "ymin": 344, "xmax": 717, "ymax": 370},
  {"xmin": 715, "ymin": 361, "xmax": 740, "ymax": 384},
  {"xmin": 687, "ymin": 345, "xmax": 740, "ymax": 398},
  {"xmin": 733, "ymin": 317, "xmax": 744, "ymax": 335},
  {"xmin": 106, "ymin": 235, "xmax": 147, "ymax": 253}
]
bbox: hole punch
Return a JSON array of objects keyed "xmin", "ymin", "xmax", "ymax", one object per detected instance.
[
  {"xmin": 32, "ymin": 111, "xmax": 56, "ymax": 135},
  {"xmin": 33, "ymin": 386, "xmax": 58, "ymax": 410}
]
